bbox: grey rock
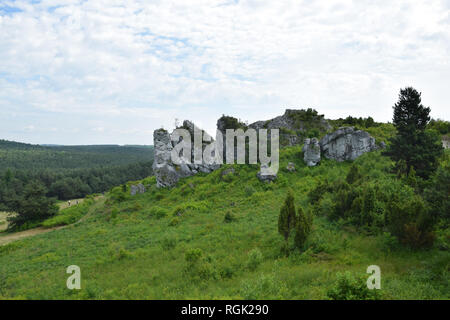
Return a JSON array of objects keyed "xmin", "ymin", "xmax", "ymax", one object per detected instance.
[
  {"xmin": 130, "ymin": 185, "xmax": 138, "ymax": 196},
  {"xmin": 303, "ymin": 138, "xmax": 321, "ymax": 166},
  {"xmin": 153, "ymin": 122, "xmax": 221, "ymax": 188},
  {"xmin": 379, "ymin": 141, "xmax": 386, "ymax": 149},
  {"xmin": 257, "ymin": 164, "xmax": 277, "ymax": 182},
  {"xmin": 319, "ymin": 127, "xmax": 377, "ymax": 162},
  {"xmin": 249, "ymin": 109, "xmax": 331, "ymax": 146},
  {"xmin": 137, "ymin": 183, "xmax": 146, "ymax": 193},
  {"xmin": 286, "ymin": 162, "xmax": 296, "ymax": 172},
  {"xmin": 221, "ymin": 167, "xmax": 235, "ymax": 177},
  {"xmin": 130, "ymin": 183, "xmax": 146, "ymax": 196}
]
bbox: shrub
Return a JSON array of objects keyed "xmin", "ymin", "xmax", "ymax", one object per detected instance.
[
  {"xmin": 168, "ymin": 217, "xmax": 180, "ymax": 226},
  {"xmin": 246, "ymin": 248, "xmax": 263, "ymax": 271},
  {"xmin": 148, "ymin": 206, "xmax": 168, "ymax": 219},
  {"xmin": 386, "ymin": 195, "xmax": 435, "ymax": 248},
  {"xmin": 278, "ymin": 190, "xmax": 297, "ymax": 242},
  {"xmin": 161, "ymin": 236, "xmax": 177, "ymax": 250},
  {"xmin": 224, "ymin": 211, "xmax": 235, "ymax": 223},
  {"xmin": 244, "ymin": 185, "xmax": 256, "ymax": 197},
  {"xmin": 171, "ymin": 201, "xmax": 208, "ymax": 216},
  {"xmin": 327, "ymin": 272, "xmax": 380, "ymax": 300},
  {"xmin": 240, "ymin": 274, "xmax": 288, "ymax": 299},
  {"xmin": 184, "ymin": 248, "xmax": 216, "ymax": 280},
  {"xmin": 294, "ymin": 206, "xmax": 312, "ymax": 251},
  {"xmin": 346, "ymin": 164, "xmax": 362, "ymax": 184}
]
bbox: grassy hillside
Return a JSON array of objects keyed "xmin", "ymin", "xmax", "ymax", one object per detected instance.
[{"xmin": 0, "ymin": 146, "xmax": 448, "ymax": 300}]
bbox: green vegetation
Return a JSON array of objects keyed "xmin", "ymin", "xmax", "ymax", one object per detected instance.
[
  {"xmin": 384, "ymin": 87, "xmax": 443, "ymax": 178},
  {"xmin": 0, "ymin": 93, "xmax": 447, "ymax": 300},
  {"xmin": 0, "ymin": 141, "xmax": 153, "ymax": 208},
  {"xmin": 0, "ymin": 144, "xmax": 448, "ymax": 299},
  {"xmin": 6, "ymin": 181, "xmax": 58, "ymax": 230}
]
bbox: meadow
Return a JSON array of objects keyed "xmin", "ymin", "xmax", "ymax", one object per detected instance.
[{"xmin": 0, "ymin": 146, "xmax": 448, "ymax": 300}]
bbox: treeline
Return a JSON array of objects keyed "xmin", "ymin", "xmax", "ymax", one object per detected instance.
[
  {"xmin": 0, "ymin": 141, "xmax": 154, "ymax": 212},
  {"xmin": 331, "ymin": 115, "xmax": 379, "ymax": 128},
  {"xmin": 0, "ymin": 140, "xmax": 153, "ymax": 170}
]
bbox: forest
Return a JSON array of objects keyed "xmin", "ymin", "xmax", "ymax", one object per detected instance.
[{"xmin": 0, "ymin": 141, "xmax": 153, "ymax": 212}]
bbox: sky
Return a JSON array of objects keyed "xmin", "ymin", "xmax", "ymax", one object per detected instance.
[{"xmin": 0, "ymin": 0, "xmax": 449, "ymax": 145}]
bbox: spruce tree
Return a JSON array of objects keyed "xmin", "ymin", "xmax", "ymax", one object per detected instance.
[
  {"xmin": 346, "ymin": 164, "xmax": 362, "ymax": 184},
  {"xmin": 294, "ymin": 206, "xmax": 312, "ymax": 250},
  {"xmin": 386, "ymin": 87, "xmax": 443, "ymax": 178},
  {"xmin": 278, "ymin": 190, "xmax": 296, "ymax": 242}
]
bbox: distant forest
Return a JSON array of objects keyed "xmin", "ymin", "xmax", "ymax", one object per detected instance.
[{"xmin": 0, "ymin": 140, "xmax": 153, "ymax": 208}]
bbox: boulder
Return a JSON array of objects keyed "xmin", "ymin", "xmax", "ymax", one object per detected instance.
[
  {"xmin": 319, "ymin": 127, "xmax": 377, "ymax": 162},
  {"xmin": 303, "ymin": 138, "xmax": 321, "ymax": 166},
  {"xmin": 286, "ymin": 162, "xmax": 296, "ymax": 172},
  {"xmin": 257, "ymin": 164, "xmax": 277, "ymax": 182},
  {"xmin": 130, "ymin": 185, "xmax": 138, "ymax": 196},
  {"xmin": 130, "ymin": 183, "xmax": 146, "ymax": 196}
]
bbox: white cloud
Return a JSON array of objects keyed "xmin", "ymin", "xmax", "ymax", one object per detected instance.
[{"xmin": 0, "ymin": 0, "xmax": 449, "ymax": 144}]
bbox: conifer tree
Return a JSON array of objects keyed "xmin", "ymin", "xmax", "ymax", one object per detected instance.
[
  {"xmin": 294, "ymin": 206, "xmax": 312, "ymax": 250},
  {"xmin": 385, "ymin": 87, "xmax": 443, "ymax": 178},
  {"xmin": 278, "ymin": 190, "xmax": 296, "ymax": 242}
]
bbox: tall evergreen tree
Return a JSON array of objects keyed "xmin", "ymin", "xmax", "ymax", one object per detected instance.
[
  {"xmin": 385, "ymin": 87, "xmax": 443, "ymax": 178},
  {"xmin": 294, "ymin": 206, "xmax": 312, "ymax": 250},
  {"xmin": 278, "ymin": 190, "xmax": 297, "ymax": 242}
]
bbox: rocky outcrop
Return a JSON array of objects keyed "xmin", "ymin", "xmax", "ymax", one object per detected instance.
[
  {"xmin": 303, "ymin": 138, "xmax": 321, "ymax": 166},
  {"xmin": 442, "ymin": 135, "xmax": 450, "ymax": 149},
  {"xmin": 130, "ymin": 183, "xmax": 146, "ymax": 195},
  {"xmin": 153, "ymin": 121, "xmax": 220, "ymax": 188},
  {"xmin": 319, "ymin": 127, "xmax": 377, "ymax": 162},
  {"xmin": 152, "ymin": 129, "xmax": 180, "ymax": 188},
  {"xmin": 286, "ymin": 162, "xmax": 296, "ymax": 172},
  {"xmin": 257, "ymin": 164, "xmax": 277, "ymax": 182},
  {"xmin": 250, "ymin": 109, "xmax": 331, "ymax": 146}
]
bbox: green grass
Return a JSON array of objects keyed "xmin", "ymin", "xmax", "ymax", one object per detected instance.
[{"xmin": 0, "ymin": 147, "xmax": 448, "ymax": 300}]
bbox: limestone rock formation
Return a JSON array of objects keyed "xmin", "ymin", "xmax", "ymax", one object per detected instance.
[
  {"xmin": 250, "ymin": 109, "xmax": 331, "ymax": 146},
  {"xmin": 153, "ymin": 121, "xmax": 220, "ymax": 188},
  {"xmin": 152, "ymin": 129, "xmax": 180, "ymax": 188},
  {"xmin": 257, "ymin": 164, "xmax": 277, "ymax": 182},
  {"xmin": 319, "ymin": 127, "xmax": 377, "ymax": 162},
  {"xmin": 130, "ymin": 183, "xmax": 146, "ymax": 196},
  {"xmin": 286, "ymin": 162, "xmax": 296, "ymax": 172},
  {"xmin": 303, "ymin": 138, "xmax": 321, "ymax": 166}
]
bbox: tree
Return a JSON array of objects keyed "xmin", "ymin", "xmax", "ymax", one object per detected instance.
[
  {"xmin": 7, "ymin": 181, "xmax": 58, "ymax": 229},
  {"xmin": 385, "ymin": 87, "xmax": 443, "ymax": 178},
  {"xmin": 386, "ymin": 195, "xmax": 434, "ymax": 248},
  {"xmin": 294, "ymin": 206, "xmax": 312, "ymax": 250},
  {"xmin": 278, "ymin": 190, "xmax": 297, "ymax": 242},
  {"xmin": 423, "ymin": 164, "xmax": 450, "ymax": 222},
  {"xmin": 346, "ymin": 164, "xmax": 362, "ymax": 184}
]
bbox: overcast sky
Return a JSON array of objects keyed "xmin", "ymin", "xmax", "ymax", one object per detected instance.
[{"xmin": 1, "ymin": 0, "xmax": 449, "ymax": 145}]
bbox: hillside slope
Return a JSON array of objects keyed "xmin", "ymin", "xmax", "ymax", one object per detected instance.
[{"xmin": 0, "ymin": 145, "xmax": 448, "ymax": 300}]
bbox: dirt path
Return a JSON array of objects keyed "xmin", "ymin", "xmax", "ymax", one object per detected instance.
[
  {"xmin": 58, "ymin": 198, "xmax": 85, "ymax": 210},
  {"xmin": 0, "ymin": 196, "xmax": 104, "ymax": 246},
  {"xmin": 0, "ymin": 226, "xmax": 65, "ymax": 246}
]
